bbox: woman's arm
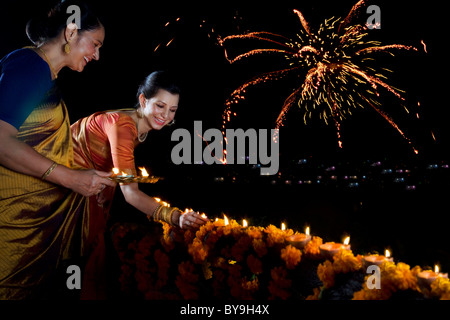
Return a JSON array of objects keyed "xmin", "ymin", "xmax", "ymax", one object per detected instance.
[
  {"xmin": 0, "ymin": 119, "xmax": 115, "ymax": 196},
  {"xmin": 120, "ymin": 183, "xmax": 208, "ymax": 229}
]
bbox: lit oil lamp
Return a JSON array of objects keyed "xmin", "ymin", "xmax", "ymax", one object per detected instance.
[
  {"xmin": 109, "ymin": 167, "xmax": 161, "ymax": 184},
  {"xmin": 154, "ymin": 197, "xmax": 170, "ymax": 207},
  {"xmin": 417, "ymin": 265, "xmax": 449, "ymax": 288},
  {"xmin": 286, "ymin": 227, "xmax": 312, "ymax": 249},
  {"xmin": 319, "ymin": 236, "xmax": 351, "ymax": 259},
  {"xmin": 362, "ymin": 249, "xmax": 394, "ymax": 268},
  {"xmin": 214, "ymin": 214, "xmax": 229, "ymax": 227}
]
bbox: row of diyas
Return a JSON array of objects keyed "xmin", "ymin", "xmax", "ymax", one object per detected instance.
[
  {"xmin": 110, "ymin": 167, "xmax": 161, "ymax": 183},
  {"xmin": 152, "ymin": 200, "xmax": 449, "ymax": 289}
]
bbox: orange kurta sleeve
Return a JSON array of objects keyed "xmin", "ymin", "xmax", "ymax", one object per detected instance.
[{"xmin": 102, "ymin": 114, "xmax": 138, "ymax": 176}]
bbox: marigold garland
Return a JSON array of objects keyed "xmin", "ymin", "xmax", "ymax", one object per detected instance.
[
  {"xmin": 111, "ymin": 218, "xmax": 450, "ymax": 300},
  {"xmin": 317, "ymin": 250, "xmax": 362, "ymax": 289},
  {"xmin": 352, "ymin": 261, "xmax": 421, "ymax": 300}
]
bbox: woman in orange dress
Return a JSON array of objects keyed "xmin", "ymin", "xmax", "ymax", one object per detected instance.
[{"xmin": 71, "ymin": 71, "xmax": 208, "ymax": 299}]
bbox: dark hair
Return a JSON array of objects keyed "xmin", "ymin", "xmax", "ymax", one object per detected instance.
[
  {"xmin": 136, "ymin": 71, "xmax": 181, "ymax": 105},
  {"xmin": 26, "ymin": 0, "xmax": 103, "ymax": 46}
]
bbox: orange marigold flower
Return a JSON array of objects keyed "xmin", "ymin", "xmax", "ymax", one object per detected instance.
[
  {"xmin": 317, "ymin": 260, "xmax": 335, "ymax": 288},
  {"xmin": 154, "ymin": 249, "xmax": 170, "ymax": 289},
  {"xmin": 252, "ymin": 238, "xmax": 268, "ymax": 258},
  {"xmin": 306, "ymin": 287, "xmax": 321, "ymax": 300},
  {"xmin": 246, "ymin": 226, "xmax": 264, "ymax": 239},
  {"xmin": 268, "ymin": 267, "xmax": 292, "ymax": 299},
  {"xmin": 304, "ymin": 236, "xmax": 323, "ymax": 257},
  {"xmin": 265, "ymin": 225, "xmax": 288, "ymax": 247},
  {"xmin": 188, "ymin": 238, "xmax": 208, "ymax": 264},
  {"xmin": 176, "ymin": 261, "xmax": 199, "ymax": 299},
  {"xmin": 281, "ymin": 245, "xmax": 302, "ymax": 270},
  {"xmin": 231, "ymin": 235, "xmax": 252, "ymax": 262}
]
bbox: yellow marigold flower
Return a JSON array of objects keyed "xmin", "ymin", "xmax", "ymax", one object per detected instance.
[
  {"xmin": 281, "ymin": 245, "xmax": 302, "ymax": 270},
  {"xmin": 430, "ymin": 277, "xmax": 450, "ymax": 299},
  {"xmin": 332, "ymin": 250, "xmax": 361, "ymax": 274}
]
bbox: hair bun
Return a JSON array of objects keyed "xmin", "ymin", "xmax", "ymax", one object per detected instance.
[
  {"xmin": 25, "ymin": 1, "xmax": 102, "ymax": 46},
  {"xmin": 26, "ymin": 15, "xmax": 49, "ymax": 46}
]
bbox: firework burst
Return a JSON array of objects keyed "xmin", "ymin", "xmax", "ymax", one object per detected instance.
[{"xmin": 219, "ymin": 0, "xmax": 419, "ymax": 152}]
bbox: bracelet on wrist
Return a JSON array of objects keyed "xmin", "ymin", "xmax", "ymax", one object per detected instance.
[{"xmin": 41, "ymin": 162, "xmax": 58, "ymax": 180}]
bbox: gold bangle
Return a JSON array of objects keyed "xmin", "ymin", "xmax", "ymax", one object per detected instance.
[
  {"xmin": 155, "ymin": 206, "xmax": 179, "ymax": 227},
  {"xmin": 41, "ymin": 162, "xmax": 58, "ymax": 180},
  {"xmin": 150, "ymin": 204, "xmax": 163, "ymax": 221}
]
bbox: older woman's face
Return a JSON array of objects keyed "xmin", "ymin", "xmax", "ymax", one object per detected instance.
[
  {"xmin": 141, "ymin": 89, "xmax": 179, "ymax": 131},
  {"xmin": 68, "ymin": 26, "xmax": 105, "ymax": 72}
]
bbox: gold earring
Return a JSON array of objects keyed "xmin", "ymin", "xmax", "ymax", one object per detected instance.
[
  {"xmin": 64, "ymin": 43, "xmax": 71, "ymax": 54},
  {"xmin": 136, "ymin": 108, "xmax": 144, "ymax": 119}
]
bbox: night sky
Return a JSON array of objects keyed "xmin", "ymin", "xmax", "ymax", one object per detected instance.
[{"xmin": 1, "ymin": 0, "xmax": 447, "ymax": 162}]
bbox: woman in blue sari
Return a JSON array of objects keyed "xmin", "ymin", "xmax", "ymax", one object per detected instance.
[{"xmin": 0, "ymin": 1, "xmax": 114, "ymax": 299}]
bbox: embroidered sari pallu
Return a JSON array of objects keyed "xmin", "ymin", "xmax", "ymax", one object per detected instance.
[{"xmin": 0, "ymin": 99, "xmax": 86, "ymax": 299}]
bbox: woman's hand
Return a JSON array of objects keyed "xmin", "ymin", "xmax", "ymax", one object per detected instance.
[
  {"xmin": 179, "ymin": 211, "xmax": 209, "ymax": 230},
  {"xmin": 0, "ymin": 120, "xmax": 115, "ymax": 197},
  {"xmin": 61, "ymin": 168, "xmax": 116, "ymax": 197}
]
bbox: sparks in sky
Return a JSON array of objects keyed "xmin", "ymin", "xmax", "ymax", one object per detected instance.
[{"xmin": 219, "ymin": 0, "xmax": 419, "ymax": 153}]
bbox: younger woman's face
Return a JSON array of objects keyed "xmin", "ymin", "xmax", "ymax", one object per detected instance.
[
  {"xmin": 140, "ymin": 89, "xmax": 179, "ymax": 131},
  {"xmin": 67, "ymin": 26, "xmax": 105, "ymax": 72}
]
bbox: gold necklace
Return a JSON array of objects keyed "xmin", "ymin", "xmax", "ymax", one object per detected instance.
[
  {"xmin": 36, "ymin": 47, "xmax": 58, "ymax": 80},
  {"xmin": 135, "ymin": 111, "xmax": 148, "ymax": 143}
]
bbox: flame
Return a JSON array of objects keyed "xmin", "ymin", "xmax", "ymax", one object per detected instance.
[
  {"xmin": 343, "ymin": 236, "xmax": 350, "ymax": 245},
  {"xmin": 161, "ymin": 201, "xmax": 170, "ymax": 207},
  {"xmin": 305, "ymin": 226, "xmax": 310, "ymax": 236},
  {"xmin": 154, "ymin": 198, "xmax": 161, "ymax": 203},
  {"xmin": 281, "ymin": 223, "xmax": 286, "ymax": 231},
  {"xmin": 385, "ymin": 249, "xmax": 390, "ymax": 258},
  {"xmin": 201, "ymin": 213, "xmax": 207, "ymax": 218},
  {"xmin": 139, "ymin": 167, "xmax": 149, "ymax": 177},
  {"xmin": 121, "ymin": 171, "xmax": 127, "ymax": 176},
  {"xmin": 112, "ymin": 168, "xmax": 119, "ymax": 175},
  {"xmin": 224, "ymin": 214, "xmax": 229, "ymax": 226},
  {"xmin": 435, "ymin": 265, "xmax": 439, "ymax": 273},
  {"xmin": 243, "ymin": 219, "xmax": 248, "ymax": 227}
]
